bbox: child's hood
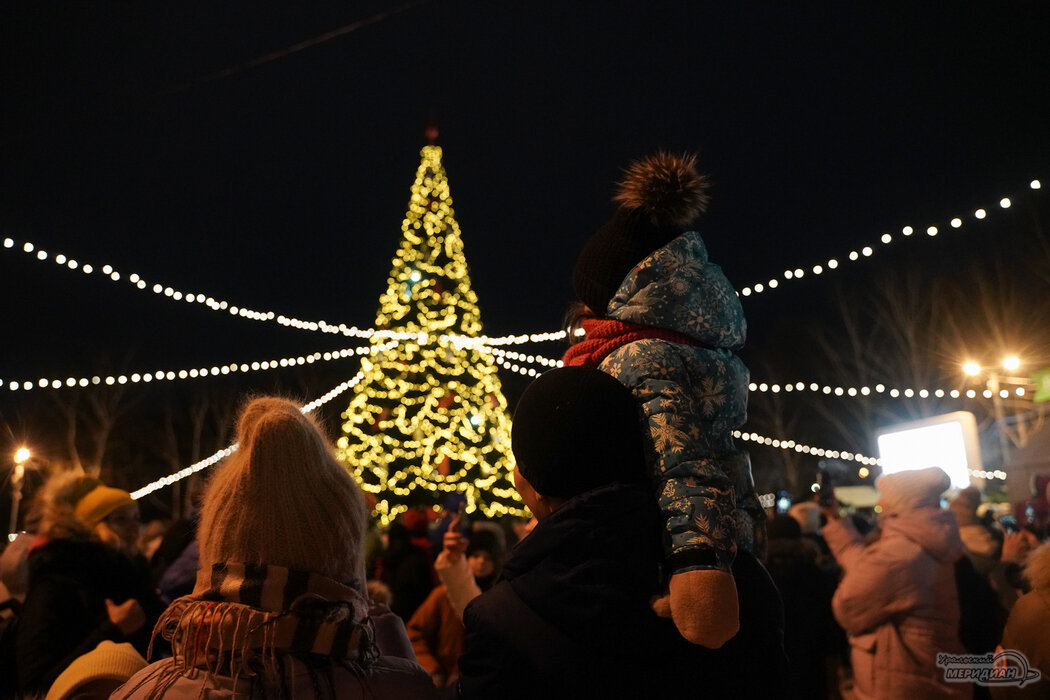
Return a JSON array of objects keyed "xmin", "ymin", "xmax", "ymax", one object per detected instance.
[{"xmin": 606, "ymin": 231, "xmax": 746, "ymax": 350}]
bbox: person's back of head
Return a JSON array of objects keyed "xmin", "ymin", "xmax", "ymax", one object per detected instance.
[
  {"xmin": 197, "ymin": 396, "xmax": 369, "ymax": 590},
  {"xmin": 875, "ymin": 467, "xmax": 951, "ymax": 516},
  {"xmin": 37, "ymin": 472, "xmax": 134, "ymax": 544},
  {"xmin": 511, "ymin": 366, "xmax": 646, "ymax": 501}
]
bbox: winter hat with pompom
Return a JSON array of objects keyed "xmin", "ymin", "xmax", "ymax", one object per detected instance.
[
  {"xmin": 876, "ymin": 467, "xmax": 951, "ymax": 515},
  {"xmin": 196, "ymin": 397, "xmax": 370, "ymax": 590},
  {"xmin": 573, "ymin": 152, "xmax": 710, "ymax": 315}
]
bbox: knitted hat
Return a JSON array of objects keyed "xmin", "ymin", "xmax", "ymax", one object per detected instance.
[
  {"xmin": 44, "ymin": 641, "xmax": 147, "ymax": 700},
  {"xmin": 196, "ymin": 397, "xmax": 369, "ymax": 590},
  {"xmin": 74, "ymin": 482, "xmax": 134, "ymax": 528},
  {"xmin": 512, "ymin": 367, "xmax": 646, "ymax": 499},
  {"xmin": 573, "ymin": 152, "xmax": 710, "ymax": 314},
  {"xmin": 875, "ymin": 467, "xmax": 951, "ymax": 514}
]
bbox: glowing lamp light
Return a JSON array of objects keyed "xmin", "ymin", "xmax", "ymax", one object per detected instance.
[
  {"xmin": 14, "ymin": 447, "xmax": 30, "ymax": 464},
  {"xmin": 1002, "ymin": 355, "xmax": 1020, "ymax": 371},
  {"xmin": 1032, "ymin": 180, "xmax": 1042, "ymax": 190},
  {"xmin": 962, "ymin": 361, "xmax": 981, "ymax": 376},
  {"xmin": 999, "ymin": 198, "xmax": 1011, "ymax": 209},
  {"xmin": 858, "ymin": 467, "xmax": 870, "ymax": 479}
]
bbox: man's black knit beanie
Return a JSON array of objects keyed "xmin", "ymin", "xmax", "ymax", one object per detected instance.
[{"xmin": 512, "ymin": 366, "xmax": 647, "ymax": 499}]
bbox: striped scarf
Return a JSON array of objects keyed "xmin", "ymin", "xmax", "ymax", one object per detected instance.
[
  {"xmin": 150, "ymin": 563, "xmax": 377, "ymax": 681},
  {"xmin": 562, "ymin": 318, "xmax": 705, "ymax": 367}
]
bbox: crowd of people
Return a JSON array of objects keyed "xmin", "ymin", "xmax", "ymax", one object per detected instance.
[{"xmin": 1, "ymin": 152, "xmax": 1048, "ymax": 699}]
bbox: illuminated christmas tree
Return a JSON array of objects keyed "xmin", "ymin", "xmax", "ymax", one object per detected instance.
[{"xmin": 337, "ymin": 143, "xmax": 526, "ymax": 525}]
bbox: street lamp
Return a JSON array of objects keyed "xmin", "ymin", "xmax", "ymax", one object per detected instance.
[
  {"xmin": 961, "ymin": 355, "xmax": 1034, "ymax": 463},
  {"xmin": 9, "ymin": 447, "xmax": 31, "ymax": 539}
]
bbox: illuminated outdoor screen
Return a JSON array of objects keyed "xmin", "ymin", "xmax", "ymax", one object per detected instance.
[{"xmin": 875, "ymin": 411, "xmax": 981, "ymax": 489}]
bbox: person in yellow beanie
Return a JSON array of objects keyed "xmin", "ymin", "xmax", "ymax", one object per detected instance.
[
  {"xmin": 45, "ymin": 640, "xmax": 147, "ymax": 700},
  {"xmin": 13, "ymin": 472, "xmax": 158, "ymax": 697}
]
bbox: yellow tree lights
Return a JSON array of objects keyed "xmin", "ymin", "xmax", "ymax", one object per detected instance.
[{"xmin": 337, "ymin": 145, "xmax": 526, "ymax": 525}]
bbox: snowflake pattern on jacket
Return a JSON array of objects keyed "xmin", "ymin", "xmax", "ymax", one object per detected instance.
[{"xmin": 599, "ymin": 231, "xmax": 764, "ymax": 573}]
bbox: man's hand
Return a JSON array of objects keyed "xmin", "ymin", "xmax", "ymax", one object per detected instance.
[
  {"xmin": 818, "ymin": 494, "xmax": 841, "ymax": 522},
  {"xmin": 106, "ymin": 598, "xmax": 146, "ymax": 637},
  {"xmin": 1002, "ymin": 529, "xmax": 1038, "ymax": 564},
  {"xmin": 443, "ymin": 514, "xmax": 467, "ymax": 563}
]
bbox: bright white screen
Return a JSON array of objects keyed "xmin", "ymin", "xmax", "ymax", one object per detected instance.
[{"xmin": 877, "ymin": 421, "xmax": 971, "ymax": 489}]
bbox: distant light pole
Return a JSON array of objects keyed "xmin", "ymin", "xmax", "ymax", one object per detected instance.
[
  {"xmin": 962, "ymin": 355, "xmax": 1034, "ymax": 463},
  {"xmin": 9, "ymin": 447, "xmax": 31, "ymax": 538}
]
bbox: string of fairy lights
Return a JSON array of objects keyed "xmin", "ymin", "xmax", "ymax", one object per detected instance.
[
  {"xmin": 7, "ymin": 330, "xmax": 1030, "ymax": 405},
  {"xmin": 6, "ymin": 178, "xmax": 1043, "ymax": 497},
  {"xmin": 0, "ymin": 235, "xmax": 566, "ymax": 348},
  {"xmin": 738, "ymin": 179, "xmax": 1041, "ymax": 297},
  {"xmin": 481, "ymin": 349, "xmax": 1031, "ymax": 403},
  {"xmin": 2, "ymin": 177, "xmax": 1041, "ymax": 348},
  {"xmin": 736, "ymin": 430, "xmax": 1007, "ymax": 482},
  {"xmin": 130, "ymin": 367, "xmax": 374, "ymax": 500},
  {"xmin": 1, "ymin": 342, "xmax": 398, "ymax": 393}
]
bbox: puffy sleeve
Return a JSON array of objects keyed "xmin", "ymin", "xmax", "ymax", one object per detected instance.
[
  {"xmin": 824, "ymin": 518, "xmax": 912, "ymax": 636},
  {"xmin": 604, "ymin": 341, "xmax": 746, "ymax": 573}
]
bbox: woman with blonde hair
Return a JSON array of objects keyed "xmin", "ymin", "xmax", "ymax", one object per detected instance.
[{"xmin": 114, "ymin": 397, "xmax": 434, "ymax": 700}]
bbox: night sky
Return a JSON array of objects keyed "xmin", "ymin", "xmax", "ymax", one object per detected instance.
[{"xmin": 1, "ymin": 1, "xmax": 1048, "ymax": 500}]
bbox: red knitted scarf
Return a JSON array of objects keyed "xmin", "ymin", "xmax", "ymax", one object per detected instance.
[{"xmin": 562, "ymin": 318, "xmax": 702, "ymax": 367}]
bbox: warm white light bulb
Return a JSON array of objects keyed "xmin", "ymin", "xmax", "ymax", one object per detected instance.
[
  {"xmin": 1002, "ymin": 355, "xmax": 1020, "ymax": 371},
  {"xmin": 963, "ymin": 361, "xmax": 981, "ymax": 376}
]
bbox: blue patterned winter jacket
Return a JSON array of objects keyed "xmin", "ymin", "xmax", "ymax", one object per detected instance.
[{"xmin": 599, "ymin": 231, "xmax": 763, "ymax": 574}]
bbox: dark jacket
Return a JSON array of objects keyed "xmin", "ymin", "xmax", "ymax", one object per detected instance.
[
  {"xmin": 458, "ymin": 481, "xmax": 785, "ymax": 699},
  {"xmin": 380, "ymin": 523, "xmax": 435, "ymax": 622},
  {"xmin": 16, "ymin": 537, "xmax": 157, "ymax": 696}
]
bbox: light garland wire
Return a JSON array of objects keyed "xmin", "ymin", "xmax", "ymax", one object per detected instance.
[
  {"xmin": 738, "ymin": 179, "xmax": 1043, "ymax": 298},
  {"xmin": 131, "ymin": 367, "xmax": 372, "ymax": 500},
  {"xmin": 475, "ymin": 349, "xmax": 1032, "ymax": 404},
  {"xmin": 736, "ymin": 430, "xmax": 1006, "ymax": 480},
  {"xmin": 473, "ymin": 348, "xmax": 1031, "ymax": 403},
  {"xmin": 2, "ymin": 341, "xmax": 398, "ymax": 392},
  {"xmin": 480, "ymin": 346, "xmax": 564, "ymax": 377},
  {"xmin": 0, "ymin": 236, "xmax": 567, "ymax": 347},
  {"xmin": 733, "ymin": 430, "xmax": 883, "ymax": 465},
  {"xmin": 4, "ymin": 181, "xmax": 1042, "ymax": 342},
  {"xmin": 747, "ymin": 381, "xmax": 1029, "ymax": 400}
]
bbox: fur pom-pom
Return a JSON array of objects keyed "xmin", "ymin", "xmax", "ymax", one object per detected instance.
[{"xmin": 613, "ymin": 152, "xmax": 710, "ymax": 227}]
